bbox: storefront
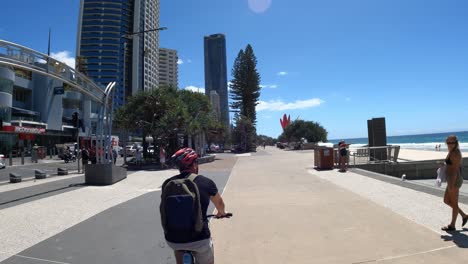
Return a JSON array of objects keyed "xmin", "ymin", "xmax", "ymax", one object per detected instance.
[{"xmin": 0, "ymin": 125, "xmax": 74, "ymax": 156}]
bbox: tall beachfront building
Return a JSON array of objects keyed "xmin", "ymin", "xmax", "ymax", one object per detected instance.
[
  {"xmin": 76, "ymin": 0, "xmax": 160, "ymax": 109},
  {"xmin": 158, "ymin": 48, "xmax": 178, "ymax": 87},
  {"xmin": 204, "ymin": 34, "xmax": 229, "ymax": 128}
]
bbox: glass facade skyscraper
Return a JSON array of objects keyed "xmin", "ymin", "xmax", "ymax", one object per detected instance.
[
  {"xmin": 76, "ymin": 0, "xmax": 160, "ymax": 109},
  {"xmin": 204, "ymin": 34, "xmax": 229, "ymax": 128}
]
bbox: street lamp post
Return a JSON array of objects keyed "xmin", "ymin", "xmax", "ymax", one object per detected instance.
[{"xmin": 121, "ymin": 27, "xmax": 167, "ymax": 165}]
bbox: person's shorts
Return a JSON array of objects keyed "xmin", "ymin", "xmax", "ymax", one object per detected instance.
[
  {"xmin": 167, "ymin": 238, "xmax": 214, "ymax": 264},
  {"xmin": 340, "ymin": 148, "xmax": 347, "ymax": 157}
]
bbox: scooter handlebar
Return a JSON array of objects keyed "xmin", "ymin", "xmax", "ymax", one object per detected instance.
[{"xmin": 207, "ymin": 213, "xmax": 233, "ymax": 219}]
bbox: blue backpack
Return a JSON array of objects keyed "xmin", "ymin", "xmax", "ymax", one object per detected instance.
[{"xmin": 160, "ymin": 174, "xmax": 204, "ymax": 243}]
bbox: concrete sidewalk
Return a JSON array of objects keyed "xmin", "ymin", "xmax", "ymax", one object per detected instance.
[
  {"xmin": 2, "ymin": 147, "xmax": 468, "ymax": 263},
  {"xmin": 211, "ymin": 147, "xmax": 468, "ymax": 263},
  {"xmin": 0, "ymin": 153, "xmax": 237, "ymax": 264}
]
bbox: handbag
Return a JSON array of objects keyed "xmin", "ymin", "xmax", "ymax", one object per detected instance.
[{"xmin": 435, "ymin": 165, "xmax": 447, "ymax": 187}]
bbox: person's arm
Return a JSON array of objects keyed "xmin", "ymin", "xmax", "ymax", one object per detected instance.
[{"xmin": 210, "ymin": 193, "xmax": 227, "ymax": 217}]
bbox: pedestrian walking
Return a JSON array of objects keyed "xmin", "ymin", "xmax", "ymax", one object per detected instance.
[
  {"xmin": 135, "ymin": 148, "xmax": 142, "ymax": 167},
  {"xmin": 112, "ymin": 148, "xmax": 118, "ymax": 165},
  {"xmin": 160, "ymin": 146, "xmax": 167, "ymax": 169},
  {"xmin": 81, "ymin": 147, "xmax": 89, "ymax": 172},
  {"xmin": 338, "ymin": 141, "xmax": 348, "ymax": 172},
  {"xmin": 441, "ymin": 135, "xmax": 468, "ymax": 231}
]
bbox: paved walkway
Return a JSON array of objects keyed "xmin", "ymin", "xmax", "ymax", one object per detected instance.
[
  {"xmin": 0, "ymin": 153, "xmax": 236, "ymax": 264},
  {"xmin": 1, "ymin": 147, "xmax": 468, "ymax": 263},
  {"xmin": 211, "ymin": 147, "xmax": 468, "ymax": 263}
]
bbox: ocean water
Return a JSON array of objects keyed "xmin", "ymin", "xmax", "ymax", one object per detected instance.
[{"xmin": 328, "ymin": 131, "xmax": 468, "ymax": 151}]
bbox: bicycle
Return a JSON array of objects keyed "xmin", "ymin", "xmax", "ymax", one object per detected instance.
[{"xmin": 181, "ymin": 213, "xmax": 233, "ymax": 264}]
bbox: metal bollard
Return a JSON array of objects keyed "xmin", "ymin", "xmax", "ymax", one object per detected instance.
[
  {"xmin": 9, "ymin": 151, "xmax": 13, "ymax": 166},
  {"xmin": 49, "ymin": 148, "xmax": 52, "ymax": 159},
  {"xmin": 21, "ymin": 151, "xmax": 24, "ymax": 165}
]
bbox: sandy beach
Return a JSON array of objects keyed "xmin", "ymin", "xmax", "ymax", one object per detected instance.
[{"xmin": 398, "ymin": 148, "xmax": 468, "ymax": 162}]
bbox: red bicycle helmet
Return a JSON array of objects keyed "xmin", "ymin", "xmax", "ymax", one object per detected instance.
[{"xmin": 171, "ymin": 148, "xmax": 198, "ymax": 169}]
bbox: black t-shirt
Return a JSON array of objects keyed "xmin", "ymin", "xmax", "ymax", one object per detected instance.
[
  {"xmin": 81, "ymin": 150, "xmax": 89, "ymax": 160},
  {"xmin": 162, "ymin": 172, "xmax": 219, "ymax": 242}
]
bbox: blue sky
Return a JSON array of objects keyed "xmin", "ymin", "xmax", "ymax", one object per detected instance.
[{"xmin": 1, "ymin": 0, "xmax": 468, "ymax": 140}]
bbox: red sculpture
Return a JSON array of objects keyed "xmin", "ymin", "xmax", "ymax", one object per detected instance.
[{"xmin": 280, "ymin": 114, "xmax": 291, "ymax": 130}]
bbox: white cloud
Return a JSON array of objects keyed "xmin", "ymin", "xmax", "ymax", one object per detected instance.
[
  {"xmin": 257, "ymin": 98, "xmax": 324, "ymax": 111},
  {"xmin": 260, "ymin": 84, "xmax": 278, "ymax": 89},
  {"xmin": 277, "ymin": 71, "xmax": 288, "ymax": 76},
  {"xmin": 177, "ymin": 59, "xmax": 184, "ymax": 65},
  {"xmin": 50, "ymin": 51, "xmax": 75, "ymax": 68},
  {"xmin": 184, "ymin": 85, "xmax": 205, "ymax": 93}
]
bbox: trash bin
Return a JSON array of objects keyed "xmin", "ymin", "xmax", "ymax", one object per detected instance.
[
  {"xmin": 31, "ymin": 147, "xmax": 38, "ymax": 163},
  {"xmin": 37, "ymin": 146, "xmax": 47, "ymax": 159},
  {"xmin": 314, "ymin": 147, "xmax": 334, "ymax": 170}
]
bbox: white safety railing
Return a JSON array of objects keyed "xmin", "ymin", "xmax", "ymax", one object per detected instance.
[{"xmin": 0, "ymin": 39, "xmax": 105, "ymax": 104}]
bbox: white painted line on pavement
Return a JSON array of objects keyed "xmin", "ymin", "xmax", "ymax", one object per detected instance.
[
  {"xmin": 137, "ymin": 188, "xmax": 161, "ymax": 192},
  {"xmin": 210, "ymin": 156, "xmax": 238, "ymax": 216},
  {"xmin": 221, "ymin": 158, "xmax": 238, "ymax": 196},
  {"xmin": 14, "ymin": 254, "xmax": 72, "ymax": 264},
  {"xmin": 368, "ymin": 245, "xmax": 456, "ymax": 263}
]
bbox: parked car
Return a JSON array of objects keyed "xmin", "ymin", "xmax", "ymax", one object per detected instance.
[
  {"xmin": 276, "ymin": 142, "xmax": 286, "ymax": 149},
  {"xmin": 121, "ymin": 145, "xmax": 142, "ymax": 157},
  {"xmin": 148, "ymin": 146, "xmax": 155, "ymax": 154},
  {"xmin": 0, "ymin": 154, "xmax": 5, "ymax": 169},
  {"xmin": 210, "ymin": 143, "xmax": 220, "ymax": 152}
]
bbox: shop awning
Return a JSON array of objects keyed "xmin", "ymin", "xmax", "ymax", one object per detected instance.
[{"xmin": 11, "ymin": 107, "xmax": 40, "ymax": 116}]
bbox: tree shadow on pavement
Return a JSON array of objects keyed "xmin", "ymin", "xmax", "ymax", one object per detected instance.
[{"xmin": 441, "ymin": 229, "xmax": 468, "ymax": 248}]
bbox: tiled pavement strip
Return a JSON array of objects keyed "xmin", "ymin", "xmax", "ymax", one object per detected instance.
[
  {"xmin": 310, "ymin": 168, "xmax": 468, "ymax": 236},
  {"xmin": 306, "ymin": 168, "xmax": 468, "ymax": 263}
]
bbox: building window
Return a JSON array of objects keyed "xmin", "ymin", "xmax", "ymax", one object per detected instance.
[{"xmin": 14, "ymin": 69, "xmax": 32, "ymax": 80}]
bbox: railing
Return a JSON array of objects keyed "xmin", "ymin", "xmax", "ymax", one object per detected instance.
[
  {"xmin": 0, "ymin": 39, "xmax": 105, "ymax": 104},
  {"xmin": 0, "ymin": 39, "xmax": 117, "ymax": 166},
  {"xmin": 336, "ymin": 145, "xmax": 401, "ymax": 165}
]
